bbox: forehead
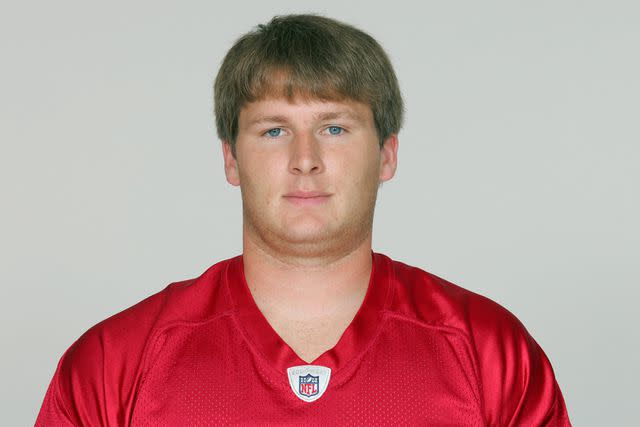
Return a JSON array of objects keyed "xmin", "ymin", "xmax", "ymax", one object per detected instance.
[{"xmin": 238, "ymin": 97, "xmax": 374, "ymax": 128}]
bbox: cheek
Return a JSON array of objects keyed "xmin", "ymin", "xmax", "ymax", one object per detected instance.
[
  {"xmin": 329, "ymin": 159, "xmax": 376, "ymax": 208},
  {"xmin": 339, "ymin": 146, "xmax": 380, "ymax": 184},
  {"xmin": 239, "ymin": 152, "xmax": 284, "ymax": 200}
]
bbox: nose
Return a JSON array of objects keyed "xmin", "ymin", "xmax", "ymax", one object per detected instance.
[{"xmin": 288, "ymin": 131, "xmax": 325, "ymax": 175}]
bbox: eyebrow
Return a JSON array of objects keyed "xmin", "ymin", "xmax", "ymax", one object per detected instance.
[
  {"xmin": 313, "ymin": 111, "xmax": 366, "ymax": 124},
  {"xmin": 246, "ymin": 115, "xmax": 290, "ymax": 128},
  {"xmin": 245, "ymin": 111, "xmax": 367, "ymax": 128}
]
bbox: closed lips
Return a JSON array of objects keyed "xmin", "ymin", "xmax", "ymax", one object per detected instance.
[{"xmin": 284, "ymin": 192, "xmax": 331, "ymax": 198}]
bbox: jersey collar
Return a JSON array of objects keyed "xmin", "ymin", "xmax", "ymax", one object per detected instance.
[{"xmin": 225, "ymin": 250, "xmax": 392, "ymax": 378}]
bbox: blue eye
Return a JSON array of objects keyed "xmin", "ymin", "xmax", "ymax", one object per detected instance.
[
  {"xmin": 265, "ymin": 128, "xmax": 283, "ymax": 137},
  {"xmin": 327, "ymin": 126, "xmax": 344, "ymax": 135}
]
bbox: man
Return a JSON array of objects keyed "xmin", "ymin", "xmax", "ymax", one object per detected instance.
[{"xmin": 36, "ymin": 14, "xmax": 571, "ymax": 426}]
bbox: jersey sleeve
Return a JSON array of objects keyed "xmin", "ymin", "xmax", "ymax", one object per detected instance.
[
  {"xmin": 35, "ymin": 289, "xmax": 169, "ymax": 426},
  {"xmin": 35, "ymin": 349, "xmax": 76, "ymax": 426},
  {"xmin": 34, "ymin": 323, "xmax": 147, "ymax": 427},
  {"xmin": 468, "ymin": 295, "xmax": 571, "ymax": 426}
]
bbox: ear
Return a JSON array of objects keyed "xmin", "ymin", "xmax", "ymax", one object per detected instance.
[
  {"xmin": 222, "ymin": 141, "xmax": 240, "ymax": 186},
  {"xmin": 379, "ymin": 134, "xmax": 398, "ymax": 183}
]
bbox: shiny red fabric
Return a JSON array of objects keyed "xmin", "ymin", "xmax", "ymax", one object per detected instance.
[{"xmin": 36, "ymin": 252, "xmax": 571, "ymax": 426}]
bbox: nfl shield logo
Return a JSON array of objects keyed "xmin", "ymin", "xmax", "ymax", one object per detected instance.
[
  {"xmin": 298, "ymin": 373, "xmax": 319, "ymax": 397},
  {"xmin": 287, "ymin": 365, "xmax": 331, "ymax": 402}
]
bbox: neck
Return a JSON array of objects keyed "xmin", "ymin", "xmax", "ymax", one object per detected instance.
[{"xmin": 242, "ymin": 232, "xmax": 374, "ymax": 322}]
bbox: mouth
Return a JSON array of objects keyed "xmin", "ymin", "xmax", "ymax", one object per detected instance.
[
  {"xmin": 282, "ymin": 191, "xmax": 332, "ymax": 206},
  {"xmin": 283, "ymin": 191, "xmax": 331, "ymax": 198}
]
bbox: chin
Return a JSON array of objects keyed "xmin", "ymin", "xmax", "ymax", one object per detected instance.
[{"xmin": 281, "ymin": 226, "xmax": 331, "ymax": 244}]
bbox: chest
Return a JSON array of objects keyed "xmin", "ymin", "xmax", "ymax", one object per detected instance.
[{"xmin": 128, "ymin": 316, "xmax": 484, "ymax": 426}]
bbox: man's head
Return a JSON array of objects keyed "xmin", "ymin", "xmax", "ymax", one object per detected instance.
[
  {"xmin": 214, "ymin": 15, "xmax": 403, "ymax": 262},
  {"xmin": 214, "ymin": 14, "xmax": 404, "ymax": 158}
]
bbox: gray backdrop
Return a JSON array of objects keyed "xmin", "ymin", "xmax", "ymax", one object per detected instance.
[{"xmin": 1, "ymin": 1, "xmax": 638, "ymax": 425}]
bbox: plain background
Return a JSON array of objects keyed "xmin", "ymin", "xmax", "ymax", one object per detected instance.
[{"xmin": 1, "ymin": 1, "xmax": 638, "ymax": 425}]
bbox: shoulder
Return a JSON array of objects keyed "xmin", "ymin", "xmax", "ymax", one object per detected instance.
[
  {"xmin": 47, "ymin": 256, "xmax": 238, "ymax": 425},
  {"xmin": 383, "ymin": 254, "xmax": 570, "ymax": 425},
  {"xmin": 64, "ymin": 255, "xmax": 236, "ymax": 363},
  {"xmin": 385, "ymin": 255, "xmax": 541, "ymax": 372},
  {"xmin": 386, "ymin": 255, "xmax": 523, "ymax": 340}
]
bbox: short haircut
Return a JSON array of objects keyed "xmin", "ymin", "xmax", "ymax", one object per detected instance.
[{"xmin": 214, "ymin": 14, "xmax": 404, "ymax": 158}]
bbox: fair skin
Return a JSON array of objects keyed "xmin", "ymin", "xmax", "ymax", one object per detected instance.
[{"xmin": 222, "ymin": 96, "xmax": 398, "ymax": 362}]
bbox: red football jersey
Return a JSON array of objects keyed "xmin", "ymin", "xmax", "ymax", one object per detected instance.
[{"xmin": 36, "ymin": 252, "xmax": 571, "ymax": 426}]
